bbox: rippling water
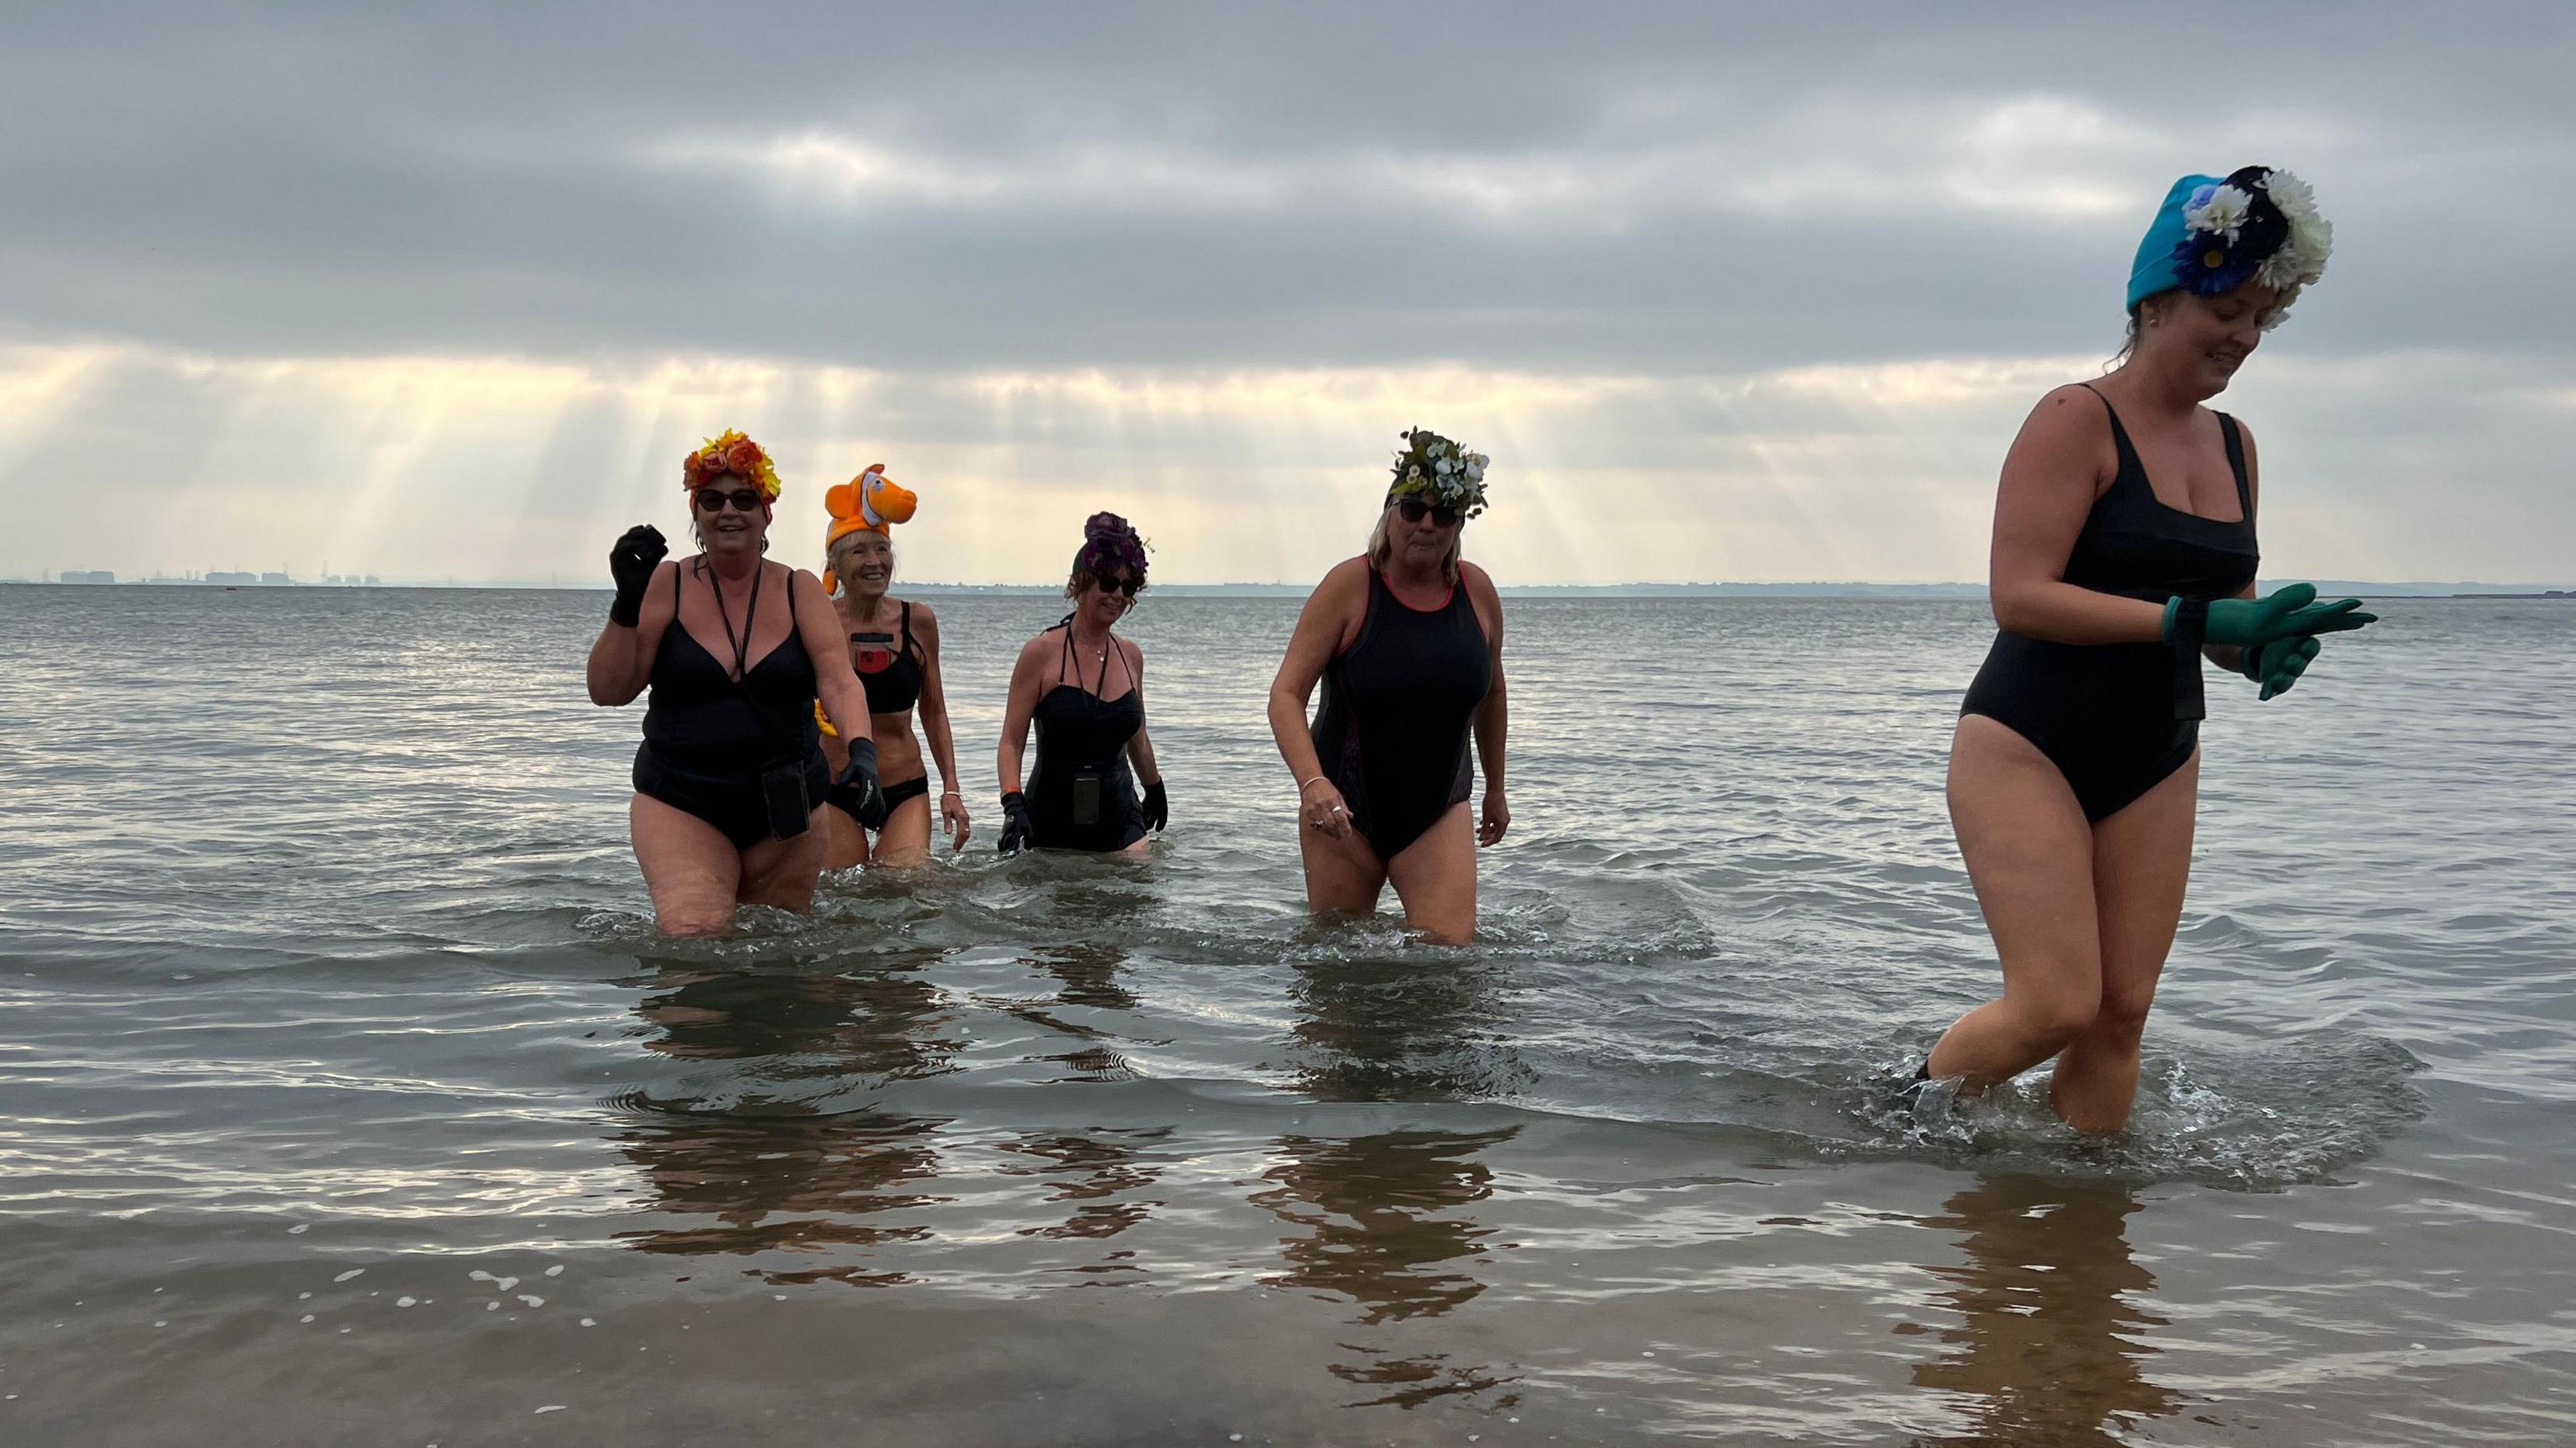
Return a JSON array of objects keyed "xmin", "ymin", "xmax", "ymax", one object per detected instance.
[{"xmin": 2, "ymin": 584, "xmax": 2571, "ymax": 1445}]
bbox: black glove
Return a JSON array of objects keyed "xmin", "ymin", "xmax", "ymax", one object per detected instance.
[
  {"xmin": 836, "ymin": 737, "xmax": 887, "ymax": 830},
  {"xmin": 997, "ymin": 791, "xmax": 1033, "ymax": 856},
  {"xmin": 607, "ymin": 524, "xmax": 667, "ymax": 627},
  {"xmin": 1140, "ymin": 779, "xmax": 1168, "ymax": 833}
]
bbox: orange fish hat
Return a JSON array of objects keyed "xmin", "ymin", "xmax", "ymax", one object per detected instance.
[{"xmin": 822, "ymin": 464, "xmax": 919, "ymax": 594}]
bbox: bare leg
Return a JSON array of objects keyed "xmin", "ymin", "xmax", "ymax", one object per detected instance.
[
  {"xmin": 630, "ymin": 793, "xmax": 746, "ymax": 936},
  {"xmin": 2053, "ymin": 752, "xmax": 2198, "ymax": 1132},
  {"xmin": 1299, "ymin": 816, "xmax": 1388, "ymax": 917},
  {"xmin": 867, "ymin": 791, "xmax": 935, "ymax": 869},
  {"xmin": 737, "ymin": 805, "xmax": 829, "ymax": 911},
  {"xmin": 1385, "ymin": 803, "xmax": 1478, "ymax": 944},
  {"xmin": 1925, "ymin": 718, "xmax": 2106, "ymax": 1089}
]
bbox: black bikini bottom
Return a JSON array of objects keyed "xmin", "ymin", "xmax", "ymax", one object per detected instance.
[{"xmin": 828, "ymin": 773, "xmax": 929, "ymax": 826}]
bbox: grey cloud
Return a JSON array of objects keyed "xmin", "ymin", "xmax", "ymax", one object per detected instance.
[{"xmin": 4, "ymin": 3, "xmax": 2571, "ymax": 370}]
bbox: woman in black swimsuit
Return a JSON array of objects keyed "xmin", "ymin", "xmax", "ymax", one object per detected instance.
[
  {"xmin": 1923, "ymin": 170, "xmax": 2373, "ymax": 1131},
  {"xmin": 1269, "ymin": 429, "xmax": 1508, "ymax": 944},
  {"xmin": 995, "ymin": 513, "xmax": 1167, "ymax": 857},
  {"xmin": 816, "ymin": 465, "xmax": 968, "ymax": 869},
  {"xmin": 586, "ymin": 431, "xmax": 883, "ymax": 935}
]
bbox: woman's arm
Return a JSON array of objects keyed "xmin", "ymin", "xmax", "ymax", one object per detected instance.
[
  {"xmin": 1988, "ymin": 386, "xmax": 2170, "ymax": 645},
  {"xmin": 996, "ymin": 636, "xmax": 1047, "ymax": 796},
  {"xmin": 1120, "ymin": 638, "xmax": 1161, "ymax": 784},
  {"xmin": 1267, "ymin": 560, "xmax": 1366, "ymax": 838},
  {"xmin": 1464, "ymin": 562, "xmax": 1509, "ymax": 846},
  {"xmin": 792, "ymin": 569, "xmax": 873, "ymax": 746},
  {"xmin": 914, "ymin": 605, "xmax": 965, "ymax": 789},
  {"xmin": 912, "ymin": 604, "xmax": 972, "ymax": 848},
  {"xmin": 586, "ymin": 560, "xmax": 674, "ymax": 706}
]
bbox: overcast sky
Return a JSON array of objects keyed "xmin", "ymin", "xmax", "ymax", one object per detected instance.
[{"xmin": 3, "ymin": 3, "xmax": 2569, "ymax": 583}]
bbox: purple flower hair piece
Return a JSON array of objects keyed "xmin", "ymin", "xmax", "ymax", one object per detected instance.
[{"xmin": 1074, "ymin": 511, "xmax": 1150, "ymax": 583}]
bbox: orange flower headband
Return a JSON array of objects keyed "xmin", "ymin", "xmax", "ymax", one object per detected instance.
[
  {"xmin": 822, "ymin": 464, "xmax": 920, "ymax": 593},
  {"xmin": 680, "ymin": 429, "xmax": 783, "ymax": 499}
]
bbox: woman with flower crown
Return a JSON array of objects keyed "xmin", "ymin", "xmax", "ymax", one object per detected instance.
[
  {"xmin": 993, "ymin": 512, "xmax": 1168, "ymax": 856},
  {"xmin": 815, "ymin": 464, "xmax": 970, "ymax": 869},
  {"xmin": 586, "ymin": 431, "xmax": 886, "ymax": 934},
  {"xmin": 1267, "ymin": 429, "xmax": 1509, "ymax": 945},
  {"xmin": 1917, "ymin": 169, "xmax": 2376, "ymax": 1130}
]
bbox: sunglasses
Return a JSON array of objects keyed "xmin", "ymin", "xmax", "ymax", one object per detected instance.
[
  {"xmin": 1396, "ymin": 497, "xmax": 1460, "ymax": 528},
  {"xmin": 692, "ymin": 488, "xmax": 767, "ymax": 514},
  {"xmin": 1096, "ymin": 573, "xmax": 1142, "ymax": 597}
]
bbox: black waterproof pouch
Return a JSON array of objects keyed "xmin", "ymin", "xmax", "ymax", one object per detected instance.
[
  {"xmin": 1071, "ymin": 769, "xmax": 1104, "ymax": 828},
  {"xmin": 760, "ymin": 758, "xmax": 813, "ymax": 839}
]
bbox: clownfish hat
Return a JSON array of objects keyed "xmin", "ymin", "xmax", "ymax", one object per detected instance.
[{"xmin": 822, "ymin": 465, "xmax": 920, "ymax": 592}]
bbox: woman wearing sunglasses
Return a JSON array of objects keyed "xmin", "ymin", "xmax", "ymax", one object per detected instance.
[
  {"xmin": 586, "ymin": 431, "xmax": 885, "ymax": 934},
  {"xmin": 994, "ymin": 512, "xmax": 1167, "ymax": 856},
  {"xmin": 816, "ymin": 465, "xmax": 970, "ymax": 869},
  {"xmin": 1267, "ymin": 429, "xmax": 1508, "ymax": 944}
]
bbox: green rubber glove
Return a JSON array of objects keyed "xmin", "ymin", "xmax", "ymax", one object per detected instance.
[
  {"xmin": 2169, "ymin": 583, "xmax": 2377, "ymax": 649},
  {"xmin": 2238, "ymin": 634, "xmax": 2322, "ymax": 701}
]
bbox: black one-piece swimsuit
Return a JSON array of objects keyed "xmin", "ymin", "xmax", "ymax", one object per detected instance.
[
  {"xmin": 1960, "ymin": 384, "xmax": 2260, "ymax": 822},
  {"xmin": 1026, "ymin": 623, "xmax": 1148, "ymax": 852},
  {"xmin": 1309, "ymin": 567, "xmax": 1493, "ymax": 860},
  {"xmin": 632, "ymin": 563, "xmax": 829, "ymax": 850}
]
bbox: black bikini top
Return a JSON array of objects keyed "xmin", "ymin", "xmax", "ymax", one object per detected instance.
[{"xmin": 847, "ymin": 600, "xmax": 925, "ymax": 715}]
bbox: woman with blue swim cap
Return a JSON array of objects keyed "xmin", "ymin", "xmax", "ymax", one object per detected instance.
[{"xmin": 1918, "ymin": 168, "xmax": 2377, "ymax": 1131}]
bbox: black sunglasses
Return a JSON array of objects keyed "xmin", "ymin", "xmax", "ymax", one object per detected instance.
[
  {"xmin": 1396, "ymin": 497, "xmax": 1460, "ymax": 528},
  {"xmin": 692, "ymin": 488, "xmax": 766, "ymax": 514},
  {"xmin": 1097, "ymin": 573, "xmax": 1142, "ymax": 597}
]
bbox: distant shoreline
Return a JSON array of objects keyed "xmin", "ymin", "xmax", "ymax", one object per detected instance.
[{"xmin": 6, "ymin": 578, "xmax": 2570, "ymax": 601}]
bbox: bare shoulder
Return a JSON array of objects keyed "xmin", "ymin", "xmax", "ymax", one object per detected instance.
[
  {"xmin": 1118, "ymin": 633, "xmax": 1145, "ymax": 670},
  {"xmin": 2021, "ymin": 383, "xmax": 2108, "ymax": 440},
  {"xmin": 1458, "ymin": 560, "xmax": 1501, "ymax": 604},
  {"xmin": 1311, "ymin": 555, "xmax": 1372, "ymax": 607},
  {"xmin": 906, "ymin": 597, "xmax": 941, "ymax": 633}
]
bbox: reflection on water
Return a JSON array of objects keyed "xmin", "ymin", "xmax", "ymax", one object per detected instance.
[
  {"xmin": 1285, "ymin": 955, "xmax": 1532, "ymax": 1103},
  {"xmin": 1907, "ymin": 1176, "xmax": 2184, "ymax": 1447},
  {"xmin": 614, "ymin": 957, "xmax": 966, "ymax": 1286},
  {"xmin": 1258, "ymin": 948, "xmax": 1525, "ymax": 1408}
]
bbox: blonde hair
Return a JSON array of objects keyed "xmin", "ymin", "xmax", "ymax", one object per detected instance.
[{"xmin": 1367, "ymin": 498, "xmax": 1463, "ymax": 585}]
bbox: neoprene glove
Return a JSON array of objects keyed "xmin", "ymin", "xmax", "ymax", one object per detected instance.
[
  {"xmin": 607, "ymin": 524, "xmax": 667, "ymax": 626},
  {"xmin": 2239, "ymin": 635, "xmax": 2322, "ymax": 702},
  {"xmin": 1140, "ymin": 779, "xmax": 1168, "ymax": 833},
  {"xmin": 997, "ymin": 791, "xmax": 1033, "ymax": 856},
  {"xmin": 837, "ymin": 737, "xmax": 888, "ymax": 830},
  {"xmin": 2168, "ymin": 582, "xmax": 2376, "ymax": 649}
]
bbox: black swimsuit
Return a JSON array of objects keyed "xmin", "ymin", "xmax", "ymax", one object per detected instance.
[
  {"xmin": 1309, "ymin": 567, "xmax": 1493, "ymax": 860},
  {"xmin": 1027, "ymin": 622, "xmax": 1147, "ymax": 852},
  {"xmin": 1960, "ymin": 385, "xmax": 2259, "ymax": 822},
  {"xmin": 633, "ymin": 563, "xmax": 829, "ymax": 850},
  {"xmin": 826, "ymin": 602, "xmax": 931, "ymax": 823}
]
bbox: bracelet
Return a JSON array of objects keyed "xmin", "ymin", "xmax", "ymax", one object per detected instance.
[
  {"xmin": 940, "ymin": 789, "xmax": 963, "ymax": 798},
  {"xmin": 1297, "ymin": 775, "xmax": 1332, "ymax": 794}
]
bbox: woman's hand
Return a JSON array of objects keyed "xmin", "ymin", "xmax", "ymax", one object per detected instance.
[
  {"xmin": 1299, "ymin": 776, "xmax": 1352, "ymax": 840},
  {"xmin": 941, "ymin": 790, "xmax": 972, "ymax": 852},
  {"xmin": 1478, "ymin": 787, "xmax": 1510, "ymax": 847}
]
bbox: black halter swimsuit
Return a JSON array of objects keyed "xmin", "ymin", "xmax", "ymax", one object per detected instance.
[
  {"xmin": 1309, "ymin": 566, "xmax": 1493, "ymax": 860},
  {"xmin": 633, "ymin": 563, "xmax": 830, "ymax": 850},
  {"xmin": 826, "ymin": 601, "xmax": 931, "ymax": 822},
  {"xmin": 1960, "ymin": 384, "xmax": 2260, "ymax": 822},
  {"xmin": 1026, "ymin": 622, "xmax": 1147, "ymax": 852}
]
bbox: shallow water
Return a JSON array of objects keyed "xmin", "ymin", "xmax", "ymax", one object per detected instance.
[{"xmin": 1, "ymin": 585, "xmax": 2571, "ymax": 1445}]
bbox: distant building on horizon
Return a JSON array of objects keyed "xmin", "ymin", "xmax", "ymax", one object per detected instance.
[
  {"xmin": 205, "ymin": 571, "xmax": 257, "ymax": 585},
  {"xmin": 61, "ymin": 569, "xmax": 115, "ymax": 584}
]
